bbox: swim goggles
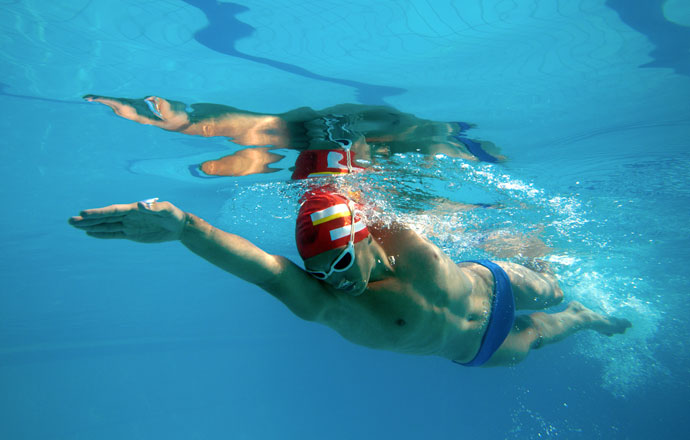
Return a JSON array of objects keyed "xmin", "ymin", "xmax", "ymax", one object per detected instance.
[{"xmin": 307, "ymin": 206, "xmax": 358, "ymax": 280}]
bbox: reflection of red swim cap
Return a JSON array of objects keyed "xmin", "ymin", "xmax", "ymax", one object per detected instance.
[
  {"xmin": 295, "ymin": 192, "xmax": 369, "ymax": 259},
  {"xmin": 291, "ymin": 149, "xmax": 365, "ymax": 180}
]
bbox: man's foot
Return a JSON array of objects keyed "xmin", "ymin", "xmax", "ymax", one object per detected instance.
[
  {"xmin": 566, "ymin": 301, "xmax": 632, "ymax": 336},
  {"xmin": 200, "ymin": 148, "xmax": 285, "ymax": 177}
]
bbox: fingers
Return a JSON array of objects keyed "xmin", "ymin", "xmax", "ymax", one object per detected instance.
[
  {"xmin": 69, "ymin": 212, "xmax": 128, "ymax": 238},
  {"xmin": 68, "ymin": 200, "xmax": 173, "ymax": 227},
  {"xmin": 83, "ymin": 95, "xmax": 146, "ymax": 122},
  {"xmin": 68, "ymin": 203, "xmax": 138, "ymax": 228},
  {"xmin": 69, "ymin": 215, "xmax": 125, "ymax": 227},
  {"xmin": 79, "ymin": 203, "xmax": 138, "ymax": 219},
  {"xmin": 86, "ymin": 94, "xmax": 188, "ymax": 130},
  {"xmin": 83, "ymin": 95, "xmax": 121, "ymax": 108},
  {"xmin": 76, "ymin": 222, "xmax": 124, "ymax": 233}
]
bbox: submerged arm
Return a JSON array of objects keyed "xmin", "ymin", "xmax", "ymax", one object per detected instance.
[{"xmin": 69, "ymin": 200, "xmax": 332, "ymax": 320}]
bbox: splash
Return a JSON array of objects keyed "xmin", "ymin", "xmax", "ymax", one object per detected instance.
[
  {"xmin": 215, "ymin": 153, "xmax": 663, "ymax": 396},
  {"xmin": 373, "ymin": 155, "xmax": 664, "ymax": 395},
  {"xmin": 564, "ymin": 268, "xmax": 667, "ymax": 397}
]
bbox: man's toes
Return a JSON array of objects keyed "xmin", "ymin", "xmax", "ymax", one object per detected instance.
[
  {"xmin": 614, "ymin": 317, "xmax": 632, "ymax": 331},
  {"xmin": 604, "ymin": 317, "xmax": 632, "ymax": 335}
]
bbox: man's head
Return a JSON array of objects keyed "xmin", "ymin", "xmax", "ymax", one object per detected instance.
[{"xmin": 296, "ymin": 191, "xmax": 371, "ymax": 295}]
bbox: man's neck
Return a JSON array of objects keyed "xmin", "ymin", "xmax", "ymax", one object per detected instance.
[{"xmin": 368, "ymin": 239, "xmax": 395, "ymax": 282}]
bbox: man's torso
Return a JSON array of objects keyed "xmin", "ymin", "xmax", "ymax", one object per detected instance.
[{"xmin": 320, "ymin": 227, "xmax": 495, "ymax": 362}]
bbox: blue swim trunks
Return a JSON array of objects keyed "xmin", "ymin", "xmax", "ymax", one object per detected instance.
[{"xmin": 455, "ymin": 260, "xmax": 516, "ymax": 367}]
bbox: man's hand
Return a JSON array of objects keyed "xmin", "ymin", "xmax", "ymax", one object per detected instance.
[
  {"xmin": 83, "ymin": 95, "xmax": 191, "ymax": 131},
  {"xmin": 69, "ymin": 198, "xmax": 338, "ymax": 321},
  {"xmin": 68, "ymin": 200, "xmax": 187, "ymax": 243}
]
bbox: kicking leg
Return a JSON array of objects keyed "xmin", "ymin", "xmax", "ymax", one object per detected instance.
[
  {"xmin": 497, "ymin": 261, "xmax": 563, "ymax": 310},
  {"xmin": 485, "ymin": 301, "xmax": 632, "ymax": 366}
]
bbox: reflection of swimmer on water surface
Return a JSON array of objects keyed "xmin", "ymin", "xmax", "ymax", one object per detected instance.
[
  {"xmin": 85, "ymin": 94, "xmax": 499, "ymax": 216},
  {"xmin": 83, "ymin": 94, "xmax": 504, "ymax": 178}
]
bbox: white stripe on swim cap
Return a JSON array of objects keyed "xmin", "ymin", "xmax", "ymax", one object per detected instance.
[
  {"xmin": 310, "ymin": 203, "xmax": 349, "ymax": 225},
  {"xmin": 329, "ymin": 218, "xmax": 366, "ymax": 241}
]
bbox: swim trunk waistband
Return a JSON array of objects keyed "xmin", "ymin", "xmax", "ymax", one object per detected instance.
[{"xmin": 455, "ymin": 259, "xmax": 515, "ymax": 367}]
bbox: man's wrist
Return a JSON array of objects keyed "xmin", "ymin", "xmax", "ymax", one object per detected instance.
[
  {"xmin": 179, "ymin": 212, "xmax": 211, "ymax": 243},
  {"xmin": 179, "ymin": 212, "xmax": 194, "ymax": 242}
]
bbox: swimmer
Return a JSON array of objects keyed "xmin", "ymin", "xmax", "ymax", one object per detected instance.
[{"xmin": 68, "ymin": 192, "xmax": 631, "ymax": 367}]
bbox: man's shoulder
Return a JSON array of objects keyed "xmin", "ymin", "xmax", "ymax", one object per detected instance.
[
  {"xmin": 375, "ymin": 226, "xmax": 448, "ymax": 269},
  {"xmin": 372, "ymin": 224, "xmax": 426, "ymax": 249}
]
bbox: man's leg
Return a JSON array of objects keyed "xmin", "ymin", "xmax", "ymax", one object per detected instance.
[
  {"xmin": 200, "ymin": 147, "xmax": 285, "ymax": 177},
  {"xmin": 484, "ymin": 301, "xmax": 632, "ymax": 367},
  {"xmin": 497, "ymin": 261, "xmax": 564, "ymax": 310}
]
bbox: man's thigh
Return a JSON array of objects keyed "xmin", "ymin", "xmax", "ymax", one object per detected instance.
[
  {"xmin": 484, "ymin": 315, "xmax": 539, "ymax": 367},
  {"xmin": 497, "ymin": 262, "xmax": 563, "ymax": 310}
]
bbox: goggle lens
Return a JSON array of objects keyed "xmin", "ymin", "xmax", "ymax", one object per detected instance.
[{"xmin": 332, "ymin": 250, "xmax": 353, "ymax": 270}]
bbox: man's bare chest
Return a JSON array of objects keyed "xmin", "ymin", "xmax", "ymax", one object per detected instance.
[{"xmin": 324, "ymin": 278, "xmax": 458, "ymax": 353}]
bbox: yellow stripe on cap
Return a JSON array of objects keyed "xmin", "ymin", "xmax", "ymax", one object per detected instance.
[{"xmin": 310, "ymin": 203, "xmax": 350, "ymax": 226}]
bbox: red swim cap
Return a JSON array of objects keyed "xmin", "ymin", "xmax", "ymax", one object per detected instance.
[{"xmin": 295, "ymin": 192, "xmax": 369, "ymax": 259}]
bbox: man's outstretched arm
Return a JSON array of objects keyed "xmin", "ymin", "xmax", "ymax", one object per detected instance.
[
  {"xmin": 68, "ymin": 200, "xmax": 333, "ymax": 321},
  {"xmin": 83, "ymin": 94, "xmax": 294, "ymax": 147}
]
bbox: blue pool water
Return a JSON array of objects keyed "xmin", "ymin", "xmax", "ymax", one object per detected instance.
[{"xmin": 1, "ymin": 1, "xmax": 689, "ymax": 438}]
